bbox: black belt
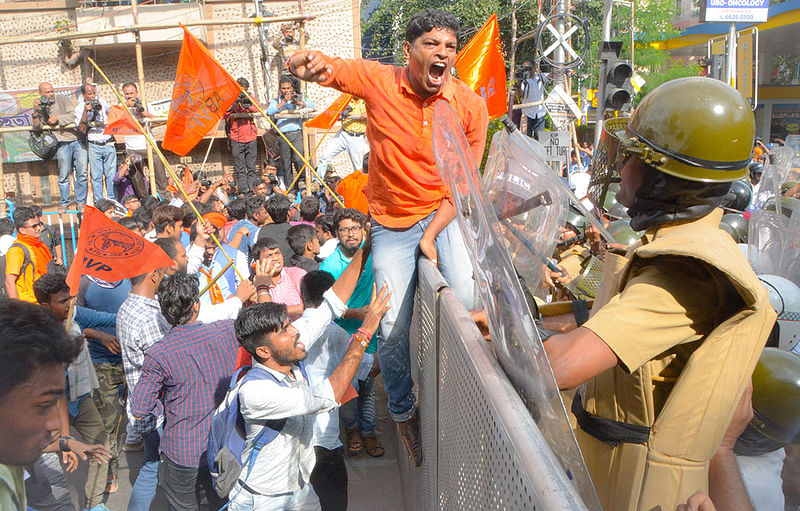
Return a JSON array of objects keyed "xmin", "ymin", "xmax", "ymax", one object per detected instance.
[
  {"xmin": 572, "ymin": 393, "xmax": 651, "ymax": 447},
  {"xmin": 88, "ymin": 139, "xmax": 114, "ymax": 146},
  {"xmin": 343, "ymin": 130, "xmax": 365, "ymax": 137}
]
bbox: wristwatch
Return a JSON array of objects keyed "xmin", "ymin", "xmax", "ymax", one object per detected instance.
[{"xmin": 59, "ymin": 435, "xmax": 74, "ymax": 452}]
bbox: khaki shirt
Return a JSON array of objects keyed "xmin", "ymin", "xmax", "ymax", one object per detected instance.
[
  {"xmin": 0, "ymin": 464, "xmax": 26, "ymax": 511},
  {"xmin": 51, "ymin": 93, "xmax": 78, "ymax": 142}
]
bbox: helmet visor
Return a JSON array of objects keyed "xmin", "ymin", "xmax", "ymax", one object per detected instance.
[{"xmin": 588, "ymin": 117, "xmax": 630, "ymax": 212}]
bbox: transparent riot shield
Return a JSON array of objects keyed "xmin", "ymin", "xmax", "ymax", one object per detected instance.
[{"xmin": 432, "ymin": 100, "xmax": 601, "ymax": 509}]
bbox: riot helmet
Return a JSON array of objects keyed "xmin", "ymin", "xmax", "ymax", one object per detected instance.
[
  {"xmin": 588, "ymin": 78, "xmax": 755, "ymax": 232},
  {"xmin": 760, "ymin": 275, "xmax": 800, "ymax": 352},
  {"xmin": 720, "ymin": 213, "xmax": 748, "ymax": 243},
  {"xmin": 723, "ymin": 180, "xmax": 753, "ymax": 212}
]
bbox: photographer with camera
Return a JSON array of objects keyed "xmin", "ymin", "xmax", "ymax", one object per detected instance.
[
  {"xmin": 268, "ymin": 75, "xmax": 314, "ymax": 192},
  {"xmin": 223, "ymin": 77, "xmax": 261, "ymax": 195},
  {"xmin": 518, "ymin": 60, "xmax": 551, "ymax": 140},
  {"xmin": 33, "ymin": 82, "xmax": 87, "ymax": 212},
  {"xmin": 75, "ymin": 82, "xmax": 117, "ymax": 201},
  {"xmin": 121, "ymin": 82, "xmax": 167, "ymax": 199}
]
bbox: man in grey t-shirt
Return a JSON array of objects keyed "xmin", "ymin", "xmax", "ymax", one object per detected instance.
[{"xmin": 34, "ymin": 82, "xmax": 87, "ymax": 210}]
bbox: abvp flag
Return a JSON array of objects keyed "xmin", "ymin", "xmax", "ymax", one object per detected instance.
[
  {"xmin": 66, "ymin": 206, "xmax": 175, "ymax": 294},
  {"xmin": 305, "ymin": 93, "xmax": 352, "ymax": 130},
  {"xmin": 162, "ymin": 26, "xmax": 242, "ymax": 155},
  {"xmin": 103, "ymin": 105, "xmax": 143, "ymax": 136},
  {"xmin": 455, "ymin": 14, "xmax": 507, "ymax": 120}
]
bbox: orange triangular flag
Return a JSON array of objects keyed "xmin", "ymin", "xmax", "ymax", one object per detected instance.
[
  {"xmin": 162, "ymin": 26, "xmax": 242, "ymax": 156},
  {"xmin": 455, "ymin": 14, "xmax": 507, "ymax": 120},
  {"xmin": 66, "ymin": 206, "xmax": 174, "ymax": 294},
  {"xmin": 103, "ymin": 105, "xmax": 144, "ymax": 136},
  {"xmin": 305, "ymin": 93, "xmax": 353, "ymax": 130}
]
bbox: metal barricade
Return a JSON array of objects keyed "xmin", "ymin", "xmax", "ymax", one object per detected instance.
[{"xmin": 399, "ymin": 258, "xmax": 586, "ymax": 510}]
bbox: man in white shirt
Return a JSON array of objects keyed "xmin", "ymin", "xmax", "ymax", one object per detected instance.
[
  {"xmin": 229, "ymin": 244, "xmax": 390, "ymax": 510},
  {"xmin": 519, "ymin": 61, "xmax": 550, "ymax": 140},
  {"xmin": 75, "ymin": 83, "xmax": 117, "ymax": 201}
]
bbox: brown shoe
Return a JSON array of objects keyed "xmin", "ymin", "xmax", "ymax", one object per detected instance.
[
  {"xmin": 362, "ymin": 434, "xmax": 385, "ymax": 457},
  {"xmin": 399, "ymin": 414, "xmax": 421, "ymax": 466},
  {"xmin": 346, "ymin": 427, "xmax": 362, "ymax": 456}
]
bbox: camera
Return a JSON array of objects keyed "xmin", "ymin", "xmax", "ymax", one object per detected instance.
[
  {"xmin": 515, "ymin": 64, "xmax": 533, "ymax": 81},
  {"xmin": 133, "ymin": 97, "xmax": 145, "ymax": 114},
  {"xmin": 339, "ymin": 105, "xmax": 353, "ymax": 122},
  {"xmin": 90, "ymin": 99, "xmax": 103, "ymax": 113},
  {"xmin": 37, "ymin": 96, "xmax": 53, "ymax": 121},
  {"xmin": 266, "ymin": 173, "xmax": 280, "ymax": 187},
  {"xmin": 39, "ymin": 95, "xmax": 54, "ymax": 107},
  {"xmin": 236, "ymin": 93, "xmax": 253, "ymax": 109},
  {"xmin": 291, "ymin": 92, "xmax": 300, "ymax": 104}
]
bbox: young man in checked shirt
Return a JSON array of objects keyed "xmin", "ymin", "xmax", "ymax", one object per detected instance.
[{"xmin": 117, "ymin": 264, "xmax": 170, "ymax": 511}]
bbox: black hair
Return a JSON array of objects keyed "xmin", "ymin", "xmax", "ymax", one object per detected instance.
[
  {"xmin": 80, "ymin": 83, "xmax": 96, "ymax": 95},
  {"xmin": 152, "ymin": 205, "xmax": 184, "ymax": 234},
  {"xmin": 300, "ymin": 270, "xmax": 335, "ymax": 309},
  {"xmin": 314, "ymin": 213, "xmax": 336, "ymax": 235},
  {"xmin": 121, "ymin": 193, "xmax": 138, "ymax": 205},
  {"xmin": 234, "ymin": 302, "xmax": 288, "ymax": 362},
  {"xmin": 32, "ymin": 205, "xmax": 43, "ymax": 217},
  {"xmin": 94, "ymin": 198, "xmax": 115, "ymax": 213},
  {"xmin": 405, "ymin": 9, "xmax": 460, "ymax": 44},
  {"xmin": 0, "ymin": 299, "xmax": 81, "ymax": 401},
  {"xmin": 32, "ymin": 271, "xmax": 69, "ymax": 305},
  {"xmin": 140, "ymin": 195, "xmax": 160, "ymax": 211},
  {"xmin": 0, "ymin": 217, "xmax": 14, "ymax": 237},
  {"xmin": 266, "ymin": 194, "xmax": 291, "ymax": 224},
  {"xmin": 132, "ymin": 207, "xmax": 153, "ymax": 230},
  {"xmin": 287, "ymin": 224, "xmax": 316, "ymax": 256},
  {"xmin": 250, "ymin": 237, "xmax": 280, "ymax": 261},
  {"xmin": 245, "ymin": 196, "xmax": 266, "ymax": 221},
  {"xmin": 12, "ymin": 206, "xmax": 37, "ymax": 230},
  {"xmin": 181, "ymin": 202, "xmax": 198, "ymax": 228},
  {"xmin": 189, "ymin": 220, "xmax": 218, "ymax": 243},
  {"xmin": 122, "ymin": 82, "xmax": 137, "ymax": 90},
  {"xmin": 237, "ymin": 77, "xmax": 250, "ymax": 89},
  {"xmin": 299, "ymin": 196, "xmax": 320, "ymax": 222},
  {"xmin": 226, "ymin": 198, "xmax": 246, "ymax": 221},
  {"xmin": 333, "ymin": 208, "xmax": 367, "ymax": 231},
  {"xmin": 278, "ymin": 74, "xmax": 299, "ymax": 92},
  {"xmin": 116, "ymin": 215, "xmax": 142, "ymax": 232},
  {"xmin": 158, "ymin": 272, "xmax": 199, "ymax": 326},
  {"xmin": 252, "ymin": 178, "xmax": 269, "ymax": 192},
  {"xmin": 153, "ymin": 236, "xmax": 180, "ymax": 260}
]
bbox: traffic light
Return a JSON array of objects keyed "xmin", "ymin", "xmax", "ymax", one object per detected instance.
[{"xmin": 598, "ymin": 41, "xmax": 633, "ymax": 111}]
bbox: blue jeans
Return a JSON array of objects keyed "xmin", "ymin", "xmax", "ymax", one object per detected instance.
[
  {"xmin": 526, "ymin": 115, "xmax": 546, "ymax": 140},
  {"xmin": 371, "ymin": 213, "xmax": 474, "ymax": 422},
  {"xmin": 88, "ymin": 143, "xmax": 117, "ymax": 201},
  {"xmin": 340, "ymin": 377, "xmax": 376, "ymax": 435},
  {"xmin": 127, "ymin": 429, "xmax": 160, "ymax": 511},
  {"xmin": 56, "ymin": 140, "xmax": 88, "ymax": 206}
]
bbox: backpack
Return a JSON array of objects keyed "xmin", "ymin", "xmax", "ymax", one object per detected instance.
[
  {"xmin": 28, "ymin": 131, "xmax": 59, "ymax": 160},
  {"xmin": 206, "ymin": 362, "xmax": 309, "ymax": 502},
  {"xmin": 0, "ymin": 243, "xmax": 33, "ymax": 298}
]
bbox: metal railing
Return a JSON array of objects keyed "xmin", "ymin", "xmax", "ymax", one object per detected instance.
[{"xmin": 398, "ymin": 258, "xmax": 587, "ymax": 510}]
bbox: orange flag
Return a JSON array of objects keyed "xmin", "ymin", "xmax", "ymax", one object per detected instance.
[
  {"xmin": 103, "ymin": 105, "xmax": 143, "ymax": 136},
  {"xmin": 454, "ymin": 14, "xmax": 507, "ymax": 120},
  {"xmin": 162, "ymin": 26, "xmax": 242, "ymax": 156},
  {"xmin": 305, "ymin": 93, "xmax": 352, "ymax": 130},
  {"xmin": 66, "ymin": 206, "xmax": 174, "ymax": 294}
]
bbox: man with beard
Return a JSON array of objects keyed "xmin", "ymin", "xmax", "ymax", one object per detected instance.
[
  {"xmin": 229, "ymin": 258, "xmax": 390, "ymax": 509},
  {"xmin": 287, "ymin": 8, "xmax": 487, "ymax": 465},
  {"xmin": 543, "ymin": 77, "xmax": 775, "ymax": 510}
]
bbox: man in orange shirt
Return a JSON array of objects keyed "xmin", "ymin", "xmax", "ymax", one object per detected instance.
[
  {"xmin": 336, "ymin": 151, "xmax": 369, "ymax": 215},
  {"xmin": 289, "ymin": 8, "xmax": 488, "ymax": 465},
  {"xmin": 4, "ymin": 205, "xmax": 53, "ymax": 302}
]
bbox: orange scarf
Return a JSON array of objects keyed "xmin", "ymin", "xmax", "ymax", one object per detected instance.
[
  {"xmin": 198, "ymin": 266, "xmax": 224, "ymax": 305},
  {"xmin": 15, "ymin": 233, "xmax": 52, "ymax": 277}
]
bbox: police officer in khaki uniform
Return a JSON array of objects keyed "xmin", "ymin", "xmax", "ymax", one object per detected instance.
[{"xmin": 544, "ymin": 77, "xmax": 777, "ymax": 511}]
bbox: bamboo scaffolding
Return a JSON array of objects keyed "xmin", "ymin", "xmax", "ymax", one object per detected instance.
[{"xmin": 0, "ymin": 14, "xmax": 312, "ymax": 46}]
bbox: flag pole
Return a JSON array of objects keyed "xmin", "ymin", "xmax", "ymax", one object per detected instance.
[
  {"xmin": 198, "ymin": 259, "xmax": 233, "ymax": 298},
  {"xmin": 87, "ymin": 56, "xmax": 248, "ymax": 284},
  {"xmin": 284, "ymin": 127, "xmax": 332, "ymax": 192}
]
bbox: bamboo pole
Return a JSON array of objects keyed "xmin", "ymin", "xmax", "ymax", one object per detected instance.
[
  {"xmin": 130, "ymin": 0, "xmax": 157, "ymax": 197},
  {"xmin": 87, "ymin": 56, "xmax": 248, "ymax": 284},
  {"xmin": 0, "ymin": 151, "xmax": 5, "ymax": 217},
  {"xmin": 298, "ymin": 19, "xmax": 312, "ymax": 195},
  {"xmin": 0, "ymin": 15, "xmax": 312, "ymax": 46}
]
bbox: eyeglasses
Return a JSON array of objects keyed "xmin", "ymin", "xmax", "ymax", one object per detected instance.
[
  {"xmin": 22, "ymin": 222, "xmax": 43, "ymax": 230},
  {"xmin": 337, "ymin": 226, "xmax": 362, "ymax": 235}
]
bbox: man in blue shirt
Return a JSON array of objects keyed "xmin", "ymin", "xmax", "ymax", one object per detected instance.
[
  {"xmin": 267, "ymin": 75, "xmax": 314, "ymax": 191},
  {"xmin": 227, "ymin": 195, "xmax": 268, "ymax": 258},
  {"xmin": 318, "ymin": 208, "xmax": 383, "ymax": 457}
]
